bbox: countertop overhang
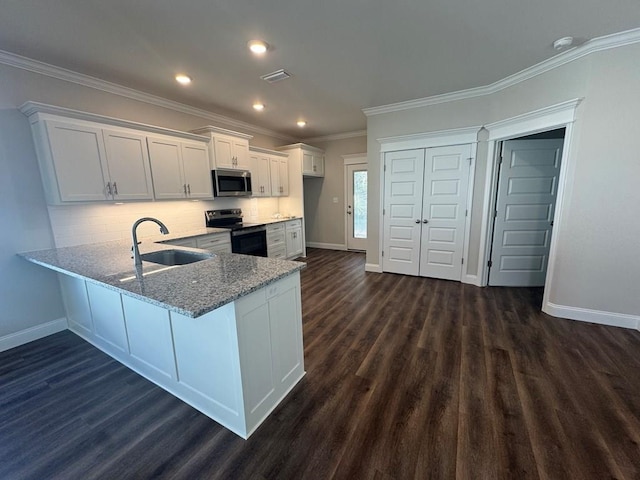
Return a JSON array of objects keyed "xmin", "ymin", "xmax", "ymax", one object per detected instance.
[{"xmin": 20, "ymin": 239, "xmax": 305, "ymax": 318}]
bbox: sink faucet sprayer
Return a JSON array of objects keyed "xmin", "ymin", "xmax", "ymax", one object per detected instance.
[{"xmin": 131, "ymin": 217, "xmax": 170, "ymax": 266}]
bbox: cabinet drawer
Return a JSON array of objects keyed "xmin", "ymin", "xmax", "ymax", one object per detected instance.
[
  {"xmin": 267, "ymin": 223, "xmax": 285, "ymax": 233},
  {"xmin": 208, "ymin": 243, "xmax": 232, "ymax": 254},
  {"xmin": 267, "ymin": 231, "xmax": 285, "ymax": 246},
  {"xmin": 285, "ymin": 219, "xmax": 302, "ymax": 229},
  {"xmin": 268, "ymin": 245, "xmax": 287, "ymax": 259},
  {"xmin": 165, "ymin": 237, "xmax": 198, "ymax": 248},
  {"xmin": 197, "ymin": 234, "xmax": 231, "ymax": 250}
]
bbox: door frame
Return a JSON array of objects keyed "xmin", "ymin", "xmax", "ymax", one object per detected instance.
[
  {"xmin": 478, "ymin": 99, "xmax": 582, "ymax": 307},
  {"xmin": 343, "ymin": 153, "xmax": 368, "ymax": 251},
  {"xmin": 377, "ymin": 126, "xmax": 481, "ymax": 281}
]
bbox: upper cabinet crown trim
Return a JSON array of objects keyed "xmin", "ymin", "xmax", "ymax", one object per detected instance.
[
  {"xmin": 191, "ymin": 125, "xmax": 253, "ymax": 140},
  {"xmin": 20, "ymin": 102, "xmax": 210, "ymax": 142},
  {"xmin": 276, "ymin": 143, "xmax": 324, "ymax": 153},
  {"xmin": 249, "ymin": 146, "xmax": 289, "ymax": 157}
]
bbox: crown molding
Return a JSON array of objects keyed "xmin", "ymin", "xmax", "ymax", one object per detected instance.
[
  {"xmin": 302, "ymin": 129, "xmax": 367, "ymax": 143},
  {"xmin": 249, "ymin": 145, "xmax": 289, "ymax": 157},
  {"xmin": 276, "ymin": 143, "xmax": 325, "ymax": 153},
  {"xmin": 191, "ymin": 125, "xmax": 253, "ymax": 140},
  {"xmin": 363, "ymin": 27, "xmax": 640, "ymax": 117},
  {"xmin": 20, "ymin": 101, "xmax": 211, "ymax": 142},
  {"xmin": 0, "ymin": 49, "xmax": 296, "ymax": 142}
]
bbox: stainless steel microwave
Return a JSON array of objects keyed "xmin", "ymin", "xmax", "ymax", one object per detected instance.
[{"xmin": 212, "ymin": 169, "xmax": 252, "ymax": 197}]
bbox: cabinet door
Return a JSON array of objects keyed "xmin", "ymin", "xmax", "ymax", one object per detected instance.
[
  {"xmin": 269, "ymin": 157, "xmax": 282, "ymax": 197},
  {"xmin": 213, "ymin": 136, "xmax": 235, "ymax": 169},
  {"xmin": 302, "ymin": 151, "xmax": 314, "ymax": 175},
  {"xmin": 267, "ymin": 276, "xmax": 304, "ymax": 391},
  {"xmin": 250, "ymin": 154, "xmax": 272, "ymax": 196},
  {"xmin": 234, "ymin": 140, "xmax": 250, "ymax": 169},
  {"xmin": 86, "ymin": 282, "xmax": 129, "ymax": 354},
  {"xmin": 45, "ymin": 119, "xmax": 109, "ymax": 202},
  {"xmin": 286, "ymin": 227, "xmax": 303, "ymax": 258},
  {"xmin": 235, "ymin": 289, "xmax": 278, "ymax": 429},
  {"xmin": 312, "ymin": 154, "xmax": 324, "ymax": 176},
  {"xmin": 147, "ymin": 137, "xmax": 186, "ymax": 199},
  {"xmin": 102, "ymin": 129, "xmax": 154, "ymax": 201},
  {"xmin": 279, "ymin": 158, "xmax": 289, "ymax": 196},
  {"xmin": 181, "ymin": 142, "xmax": 213, "ymax": 198}
]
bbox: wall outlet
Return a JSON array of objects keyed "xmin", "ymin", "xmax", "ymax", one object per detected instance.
[{"xmin": 333, "ymin": 197, "xmax": 339, "ymax": 203}]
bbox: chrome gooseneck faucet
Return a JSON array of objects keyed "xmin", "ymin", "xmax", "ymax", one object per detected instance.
[{"xmin": 132, "ymin": 217, "xmax": 170, "ymax": 266}]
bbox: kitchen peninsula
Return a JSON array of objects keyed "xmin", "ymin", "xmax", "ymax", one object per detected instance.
[{"xmin": 20, "ymin": 240, "xmax": 306, "ymax": 439}]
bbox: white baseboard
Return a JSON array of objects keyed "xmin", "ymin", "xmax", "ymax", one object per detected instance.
[
  {"xmin": 463, "ymin": 274, "xmax": 482, "ymax": 286},
  {"xmin": 0, "ymin": 317, "xmax": 68, "ymax": 352},
  {"xmin": 305, "ymin": 242, "xmax": 347, "ymax": 251},
  {"xmin": 544, "ymin": 302, "xmax": 640, "ymax": 330},
  {"xmin": 365, "ymin": 263, "xmax": 382, "ymax": 273}
]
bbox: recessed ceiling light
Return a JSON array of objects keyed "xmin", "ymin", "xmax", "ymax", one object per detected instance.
[
  {"xmin": 175, "ymin": 74, "xmax": 192, "ymax": 85},
  {"xmin": 248, "ymin": 40, "xmax": 269, "ymax": 55},
  {"xmin": 297, "ymin": 120, "xmax": 307, "ymax": 128},
  {"xmin": 253, "ymin": 102, "xmax": 265, "ymax": 111}
]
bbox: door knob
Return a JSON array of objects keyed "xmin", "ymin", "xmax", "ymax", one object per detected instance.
[
  {"xmin": 415, "ymin": 219, "xmax": 421, "ymax": 224},
  {"xmin": 423, "ymin": 219, "xmax": 429, "ymax": 223}
]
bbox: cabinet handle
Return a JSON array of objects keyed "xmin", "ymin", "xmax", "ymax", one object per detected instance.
[
  {"xmin": 106, "ymin": 182, "xmax": 112, "ymax": 196},
  {"xmin": 113, "ymin": 182, "xmax": 118, "ymax": 195},
  {"xmin": 183, "ymin": 184, "xmax": 188, "ymax": 195},
  {"xmin": 187, "ymin": 184, "xmax": 191, "ymax": 195},
  {"xmin": 415, "ymin": 219, "xmax": 421, "ymax": 224},
  {"xmin": 423, "ymin": 219, "xmax": 429, "ymax": 223}
]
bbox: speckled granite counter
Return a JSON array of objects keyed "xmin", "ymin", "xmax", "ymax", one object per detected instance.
[{"xmin": 20, "ymin": 240, "xmax": 305, "ymax": 318}]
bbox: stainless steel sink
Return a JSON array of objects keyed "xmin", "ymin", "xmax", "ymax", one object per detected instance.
[{"xmin": 139, "ymin": 249, "xmax": 214, "ymax": 266}]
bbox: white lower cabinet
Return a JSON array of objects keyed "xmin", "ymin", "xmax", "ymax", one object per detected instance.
[
  {"xmin": 267, "ymin": 223, "xmax": 286, "ymax": 258},
  {"xmin": 235, "ymin": 272, "xmax": 304, "ymax": 432},
  {"xmin": 86, "ymin": 282, "xmax": 129, "ymax": 355},
  {"xmin": 122, "ymin": 296, "xmax": 177, "ymax": 381},
  {"xmin": 59, "ymin": 274, "xmax": 93, "ymax": 337},
  {"xmin": 285, "ymin": 219, "xmax": 303, "ymax": 259},
  {"xmin": 196, "ymin": 233, "xmax": 231, "ymax": 254},
  {"xmin": 60, "ymin": 270, "xmax": 303, "ymax": 439}
]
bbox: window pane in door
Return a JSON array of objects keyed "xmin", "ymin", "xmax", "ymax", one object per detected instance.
[{"xmin": 353, "ymin": 171, "xmax": 367, "ymax": 239}]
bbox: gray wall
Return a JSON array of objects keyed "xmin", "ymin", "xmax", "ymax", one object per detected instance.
[
  {"xmin": 303, "ymin": 136, "xmax": 367, "ymax": 246},
  {"xmin": 367, "ymin": 44, "xmax": 640, "ymax": 316},
  {"xmin": 0, "ymin": 62, "xmax": 288, "ymax": 340}
]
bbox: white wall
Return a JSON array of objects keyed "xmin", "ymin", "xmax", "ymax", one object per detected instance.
[
  {"xmin": 303, "ymin": 136, "xmax": 367, "ymax": 247},
  {"xmin": 367, "ymin": 43, "xmax": 640, "ymax": 320},
  {"xmin": 0, "ymin": 109, "xmax": 65, "ymax": 338},
  {"xmin": 0, "ymin": 61, "xmax": 293, "ymax": 344}
]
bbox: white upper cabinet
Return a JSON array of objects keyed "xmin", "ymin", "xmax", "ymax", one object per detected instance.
[
  {"xmin": 147, "ymin": 135, "xmax": 212, "ymax": 200},
  {"xmin": 277, "ymin": 143, "xmax": 325, "ymax": 178},
  {"xmin": 21, "ymin": 103, "xmax": 211, "ymax": 205},
  {"xmin": 249, "ymin": 146, "xmax": 289, "ymax": 197},
  {"xmin": 191, "ymin": 126, "xmax": 253, "ymax": 171},
  {"xmin": 180, "ymin": 141, "xmax": 213, "ymax": 198},
  {"xmin": 41, "ymin": 119, "xmax": 111, "ymax": 202},
  {"xmin": 302, "ymin": 151, "xmax": 324, "ymax": 177},
  {"xmin": 102, "ymin": 129, "xmax": 154, "ymax": 201},
  {"xmin": 249, "ymin": 153, "xmax": 272, "ymax": 197}
]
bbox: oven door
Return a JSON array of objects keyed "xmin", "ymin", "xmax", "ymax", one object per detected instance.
[
  {"xmin": 231, "ymin": 227, "xmax": 267, "ymax": 257},
  {"xmin": 212, "ymin": 169, "xmax": 252, "ymax": 197}
]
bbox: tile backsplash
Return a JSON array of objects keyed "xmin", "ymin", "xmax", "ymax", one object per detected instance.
[{"xmin": 48, "ymin": 197, "xmax": 280, "ymax": 248}]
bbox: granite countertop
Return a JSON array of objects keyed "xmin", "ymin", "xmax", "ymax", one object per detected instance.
[{"xmin": 20, "ymin": 240, "xmax": 305, "ymax": 318}]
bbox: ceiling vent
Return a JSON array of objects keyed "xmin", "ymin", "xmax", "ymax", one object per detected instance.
[{"xmin": 260, "ymin": 69, "xmax": 291, "ymax": 83}]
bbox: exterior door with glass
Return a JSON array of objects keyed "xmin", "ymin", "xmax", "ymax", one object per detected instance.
[{"xmin": 346, "ymin": 163, "xmax": 368, "ymax": 251}]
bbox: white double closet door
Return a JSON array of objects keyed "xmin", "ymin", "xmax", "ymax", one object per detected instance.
[{"xmin": 383, "ymin": 144, "xmax": 472, "ymax": 280}]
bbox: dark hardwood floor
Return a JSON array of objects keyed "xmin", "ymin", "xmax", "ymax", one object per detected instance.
[{"xmin": 2, "ymin": 248, "xmax": 640, "ymax": 479}]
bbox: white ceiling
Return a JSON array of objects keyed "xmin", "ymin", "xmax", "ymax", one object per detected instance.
[{"xmin": 1, "ymin": 0, "xmax": 639, "ymax": 139}]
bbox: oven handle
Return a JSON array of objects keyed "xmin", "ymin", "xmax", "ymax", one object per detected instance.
[{"xmin": 231, "ymin": 226, "xmax": 267, "ymax": 236}]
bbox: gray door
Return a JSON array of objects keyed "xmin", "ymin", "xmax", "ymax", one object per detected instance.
[{"xmin": 489, "ymin": 138, "xmax": 563, "ymax": 286}]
